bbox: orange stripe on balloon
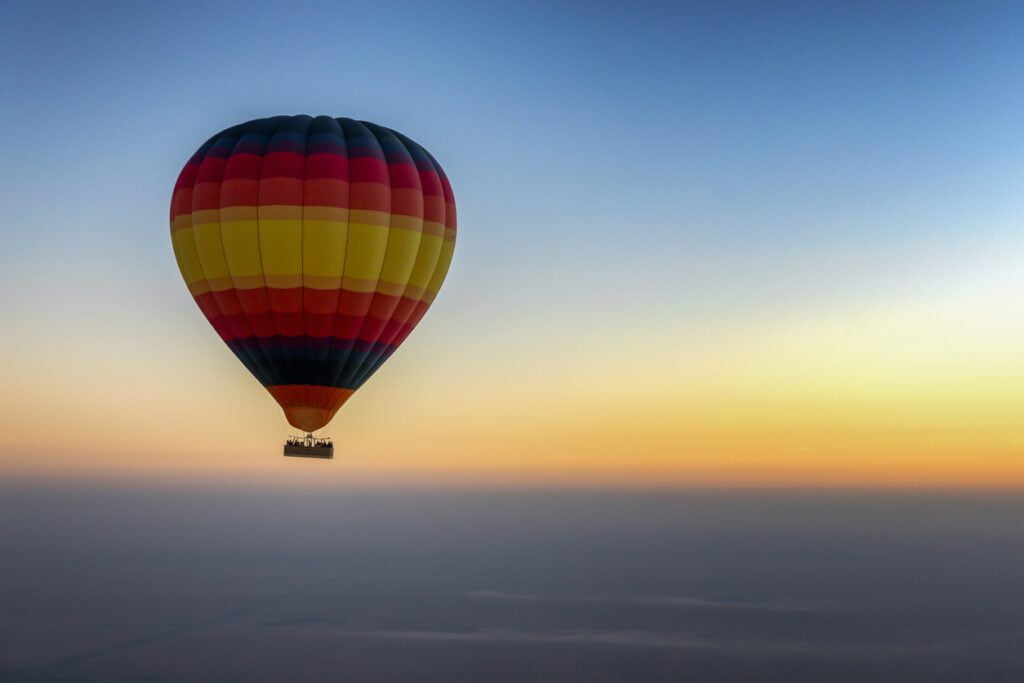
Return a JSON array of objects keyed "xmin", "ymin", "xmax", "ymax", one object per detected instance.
[{"xmin": 267, "ymin": 385, "xmax": 354, "ymax": 432}]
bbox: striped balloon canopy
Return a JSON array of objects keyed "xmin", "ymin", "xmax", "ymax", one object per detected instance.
[{"xmin": 170, "ymin": 115, "xmax": 456, "ymax": 433}]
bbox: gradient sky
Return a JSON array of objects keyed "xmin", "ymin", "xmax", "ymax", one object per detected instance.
[{"xmin": 1, "ymin": 0, "xmax": 1022, "ymax": 486}]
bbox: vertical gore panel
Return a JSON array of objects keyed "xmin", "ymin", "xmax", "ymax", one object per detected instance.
[
  {"xmin": 303, "ymin": 116, "xmax": 350, "ymax": 390},
  {"xmin": 325, "ymin": 118, "xmax": 391, "ymax": 390},
  {"xmin": 344, "ymin": 123, "xmax": 425, "ymax": 386}
]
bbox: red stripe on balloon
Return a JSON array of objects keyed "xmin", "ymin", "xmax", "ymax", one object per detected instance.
[{"xmin": 194, "ymin": 288, "xmax": 431, "ymax": 344}]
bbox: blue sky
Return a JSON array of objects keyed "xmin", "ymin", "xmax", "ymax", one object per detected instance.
[{"xmin": 4, "ymin": 1, "xmax": 1021, "ymax": 303}]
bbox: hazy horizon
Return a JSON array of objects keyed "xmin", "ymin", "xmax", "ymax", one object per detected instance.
[{"xmin": 3, "ymin": 482, "xmax": 1024, "ymax": 682}]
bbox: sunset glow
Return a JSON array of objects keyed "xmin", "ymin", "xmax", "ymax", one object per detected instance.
[{"xmin": 2, "ymin": 1, "xmax": 1022, "ymax": 488}]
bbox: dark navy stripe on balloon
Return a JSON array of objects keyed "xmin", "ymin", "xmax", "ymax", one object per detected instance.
[
  {"xmin": 226, "ymin": 336, "xmax": 397, "ymax": 390},
  {"xmin": 191, "ymin": 117, "xmax": 440, "ymax": 165}
]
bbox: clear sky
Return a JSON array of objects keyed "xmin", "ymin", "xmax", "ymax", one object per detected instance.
[{"xmin": 1, "ymin": 0, "xmax": 1022, "ymax": 487}]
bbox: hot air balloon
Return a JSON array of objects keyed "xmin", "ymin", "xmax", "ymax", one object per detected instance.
[{"xmin": 169, "ymin": 115, "xmax": 456, "ymax": 458}]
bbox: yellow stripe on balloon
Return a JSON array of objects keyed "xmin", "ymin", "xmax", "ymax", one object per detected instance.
[
  {"xmin": 173, "ymin": 220, "xmax": 453, "ymax": 303},
  {"xmin": 220, "ymin": 219, "xmax": 264, "ymax": 280}
]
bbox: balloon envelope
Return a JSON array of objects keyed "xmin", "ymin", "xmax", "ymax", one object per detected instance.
[{"xmin": 170, "ymin": 115, "xmax": 456, "ymax": 432}]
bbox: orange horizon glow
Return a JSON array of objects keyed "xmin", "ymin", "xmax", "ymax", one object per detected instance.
[{"xmin": 3, "ymin": 240, "xmax": 1021, "ymax": 489}]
